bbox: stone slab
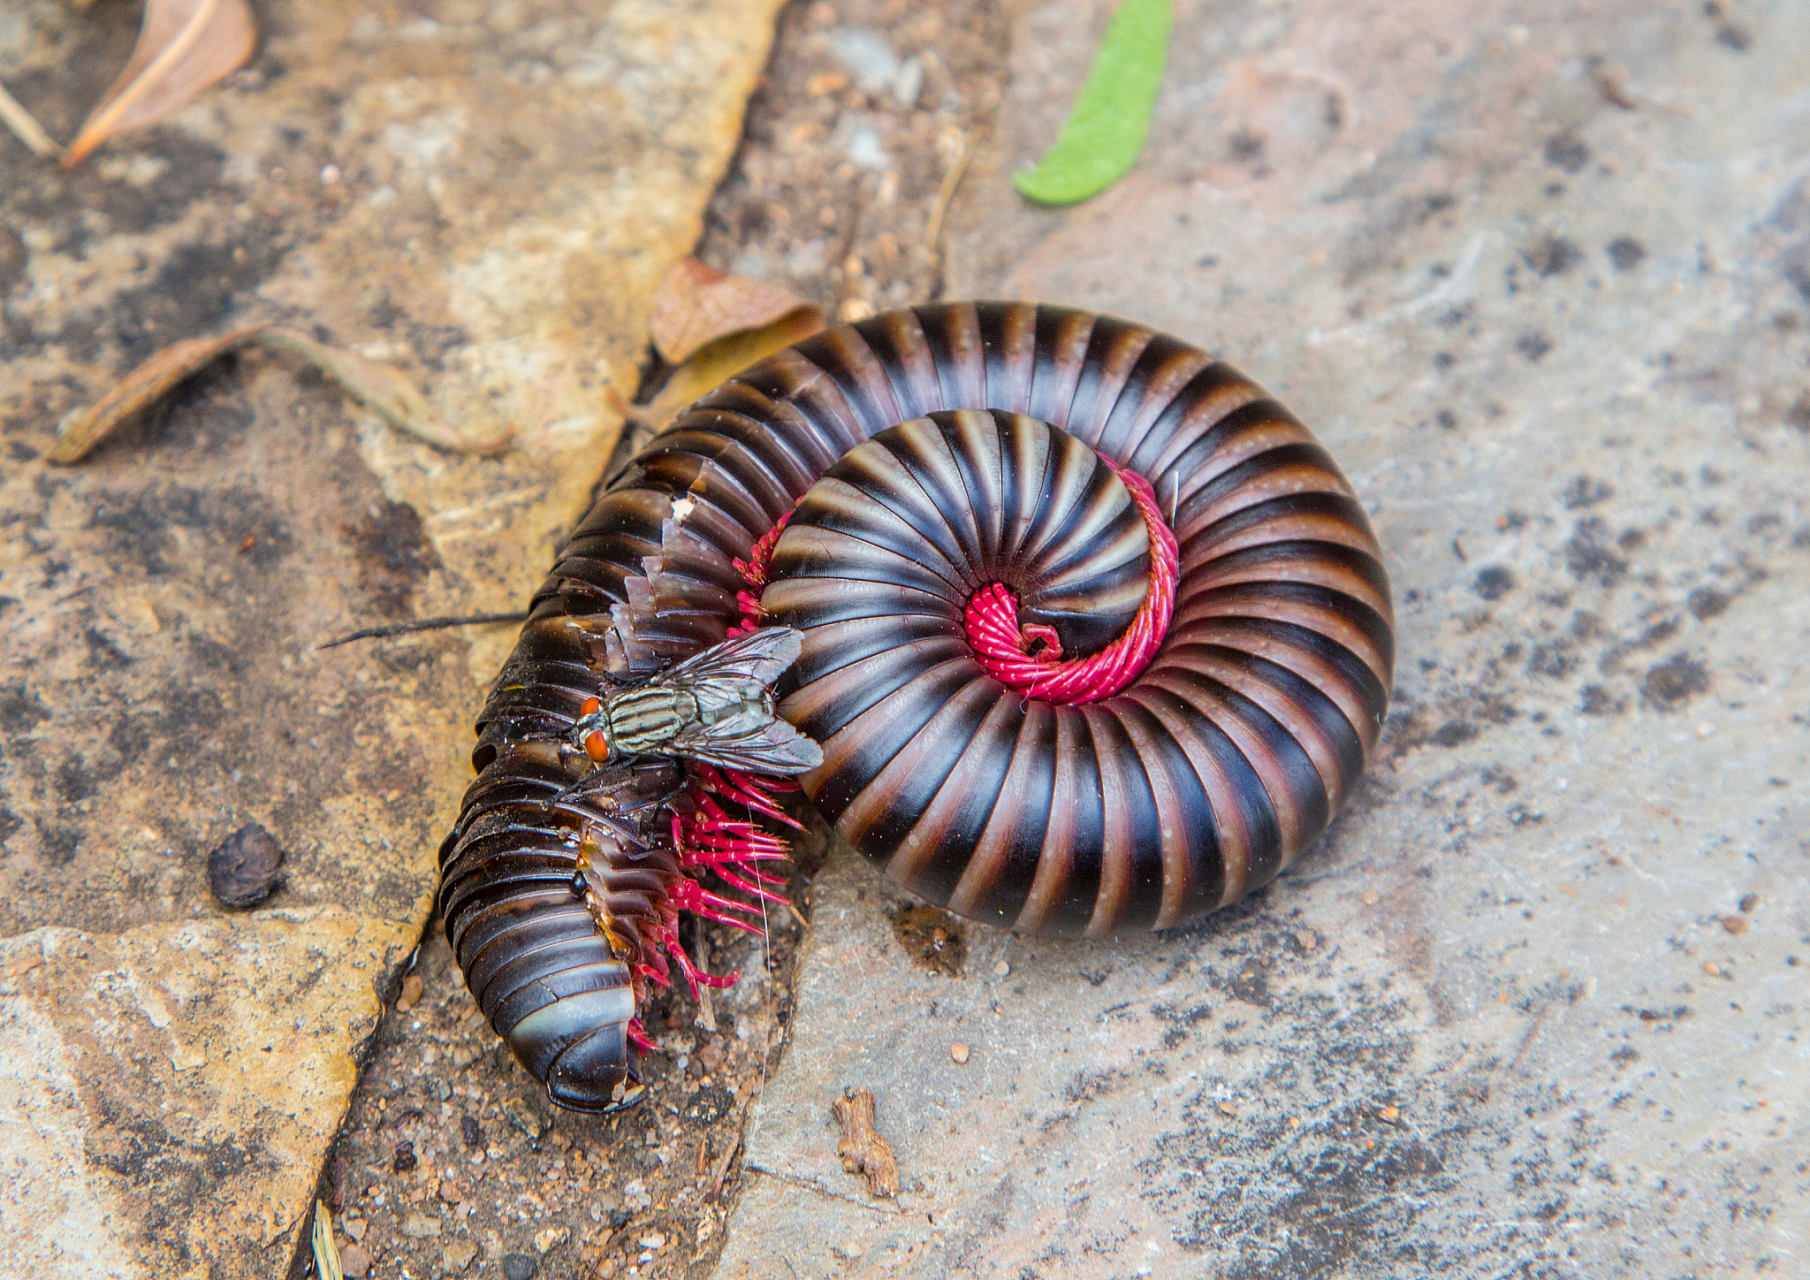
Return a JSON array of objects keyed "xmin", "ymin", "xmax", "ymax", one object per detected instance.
[
  {"xmin": 711, "ymin": 2, "xmax": 1810, "ymax": 1276},
  {"xmin": 0, "ymin": 0, "xmax": 783, "ymax": 1274}
]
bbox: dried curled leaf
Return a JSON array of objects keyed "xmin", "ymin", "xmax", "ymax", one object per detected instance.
[
  {"xmin": 618, "ymin": 303, "xmax": 824, "ymax": 439},
  {"xmin": 47, "ymin": 325, "xmax": 509, "ymax": 464},
  {"xmin": 650, "ymin": 259, "xmax": 819, "ymax": 365},
  {"xmin": 1014, "ymin": 0, "xmax": 1172, "ymax": 206},
  {"xmin": 46, "ymin": 327, "xmax": 261, "ymax": 462},
  {"xmin": 63, "ymin": 0, "xmax": 257, "ymax": 169}
]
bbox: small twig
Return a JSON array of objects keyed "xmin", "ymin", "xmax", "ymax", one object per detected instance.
[
  {"xmin": 0, "ymin": 81, "xmax": 62, "ymax": 159},
  {"xmin": 317, "ymin": 612, "xmax": 528, "ymax": 649},
  {"xmin": 831, "ymin": 1087, "xmax": 899, "ymax": 1197},
  {"xmin": 693, "ymin": 936, "xmax": 717, "ymax": 1034},
  {"xmin": 705, "ymin": 1133, "xmax": 742, "ymax": 1203},
  {"xmin": 925, "ymin": 130, "xmax": 978, "ymax": 262},
  {"xmin": 743, "ymin": 1162, "xmax": 900, "ymax": 1215}
]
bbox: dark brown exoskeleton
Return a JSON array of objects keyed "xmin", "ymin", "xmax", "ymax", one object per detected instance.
[
  {"xmin": 440, "ymin": 302, "xmax": 1394, "ymax": 1112},
  {"xmin": 439, "ymin": 629, "xmax": 818, "ymax": 1112}
]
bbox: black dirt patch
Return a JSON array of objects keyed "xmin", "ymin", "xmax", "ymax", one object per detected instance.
[
  {"xmin": 16, "ymin": 133, "xmax": 230, "ymax": 237},
  {"xmin": 1789, "ymin": 393, "xmax": 1810, "ymax": 434},
  {"xmin": 1565, "ymin": 517, "xmax": 1628, "ymax": 588},
  {"xmin": 1606, "ymin": 236, "xmax": 1647, "ymax": 270},
  {"xmin": 1473, "ymin": 566, "xmax": 1515, "ymax": 600},
  {"xmin": 1562, "ymin": 475, "xmax": 1613, "ymax": 509},
  {"xmin": 889, "ymin": 904, "xmax": 967, "ymax": 976},
  {"xmin": 76, "ymin": 228, "xmax": 290, "ymax": 364},
  {"xmin": 344, "ymin": 501, "xmax": 442, "ymax": 617},
  {"xmin": 0, "ymin": 226, "xmax": 24, "ymax": 297},
  {"xmin": 1581, "ymin": 685, "xmax": 1623, "ymax": 715},
  {"xmin": 1641, "ymin": 652, "xmax": 1710, "ymax": 711},
  {"xmin": 1525, "ymin": 235, "xmax": 1582, "ymax": 277},
  {"xmin": 1515, "ymin": 330, "xmax": 1553, "ymax": 362},
  {"xmin": 1686, "ymin": 587, "xmax": 1730, "ymax": 620},
  {"xmin": 1431, "ymin": 721, "xmax": 1478, "ymax": 748},
  {"xmin": 88, "ymin": 481, "xmax": 293, "ymax": 578},
  {"xmin": 1526, "ymin": 639, "xmax": 1578, "ymax": 679},
  {"xmin": 1543, "ymin": 131, "xmax": 1592, "ymax": 174},
  {"xmin": 0, "ymin": 684, "xmax": 51, "ymax": 734}
]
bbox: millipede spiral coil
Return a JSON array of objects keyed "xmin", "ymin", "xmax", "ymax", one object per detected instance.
[{"xmin": 438, "ymin": 301, "xmax": 1394, "ymax": 1112}]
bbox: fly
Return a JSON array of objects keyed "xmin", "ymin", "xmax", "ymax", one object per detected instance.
[{"xmin": 568, "ymin": 626, "xmax": 823, "ymax": 775}]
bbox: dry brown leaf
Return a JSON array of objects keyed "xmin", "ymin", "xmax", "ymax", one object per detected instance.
[
  {"xmin": 48, "ymin": 325, "xmax": 510, "ymax": 464},
  {"xmin": 46, "ymin": 326, "xmax": 262, "ymax": 462},
  {"xmin": 63, "ymin": 0, "xmax": 257, "ymax": 169},
  {"xmin": 621, "ymin": 305, "xmax": 825, "ymax": 440},
  {"xmin": 649, "ymin": 259, "xmax": 819, "ymax": 365}
]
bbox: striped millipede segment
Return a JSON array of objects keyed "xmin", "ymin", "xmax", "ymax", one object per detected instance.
[{"xmin": 440, "ymin": 301, "xmax": 1392, "ymax": 1106}]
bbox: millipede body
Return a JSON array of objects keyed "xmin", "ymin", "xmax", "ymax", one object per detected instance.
[{"xmin": 438, "ymin": 302, "xmax": 1395, "ymax": 1111}]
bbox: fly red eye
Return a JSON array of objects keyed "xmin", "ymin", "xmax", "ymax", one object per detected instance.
[
  {"xmin": 579, "ymin": 696, "xmax": 602, "ymax": 717},
  {"xmin": 583, "ymin": 730, "xmax": 609, "ymax": 763}
]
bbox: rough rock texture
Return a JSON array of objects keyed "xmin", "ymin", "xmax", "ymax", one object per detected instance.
[
  {"xmin": 0, "ymin": 1, "xmax": 783, "ymax": 1275},
  {"xmin": 711, "ymin": 1, "xmax": 1810, "ymax": 1277}
]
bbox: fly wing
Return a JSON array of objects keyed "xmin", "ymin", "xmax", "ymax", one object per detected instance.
[
  {"xmin": 659, "ymin": 627, "xmax": 803, "ymax": 691},
  {"xmin": 664, "ymin": 713, "xmax": 824, "ymax": 774},
  {"xmin": 646, "ymin": 628, "xmax": 820, "ymax": 772}
]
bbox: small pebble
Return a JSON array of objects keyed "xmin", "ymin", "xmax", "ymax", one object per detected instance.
[
  {"xmin": 439, "ymin": 1178, "xmax": 463, "ymax": 1203},
  {"xmin": 1361, "ymin": 889, "xmax": 1380, "ymax": 905},
  {"xmin": 638, "ymin": 1232, "xmax": 667, "ymax": 1249},
  {"xmin": 1723, "ymin": 916, "xmax": 1749, "ymax": 935},
  {"xmin": 993, "ymin": 960, "xmax": 1010, "ymax": 977},
  {"xmin": 400, "ymin": 1211, "xmax": 441, "ymax": 1239},
  {"xmin": 339, "ymin": 1243, "xmax": 372, "ymax": 1278},
  {"xmin": 1217, "ymin": 1101, "xmax": 1237, "ymax": 1117},
  {"xmin": 341, "ymin": 1218, "xmax": 366, "ymax": 1243},
  {"xmin": 950, "ymin": 1042, "xmax": 970, "ymax": 1064},
  {"xmin": 397, "ymin": 973, "xmax": 425, "ymax": 1011},
  {"xmin": 1739, "ymin": 893, "xmax": 1759, "ymax": 913},
  {"xmin": 207, "ymin": 823, "xmax": 285, "ymax": 908},
  {"xmin": 1296, "ymin": 929, "xmax": 1319, "ymax": 951},
  {"xmin": 533, "ymin": 1225, "xmax": 570, "ymax": 1254},
  {"xmin": 501, "ymin": 1254, "xmax": 538, "ymax": 1280},
  {"xmin": 392, "ymin": 1141, "xmax": 417, "ymax": 1173},
  {"xmin": 698, "ymin": 1037, "xmax": 726, "ymax": 1072},
  {"xmin": 460, "ymin": 1115, "xmax": 482, "ymax": 1148},
  {"xmin": 1379, "ymin": 1105, "xmax": 1401, "ymax": 1124},
  {"xmin": 441, "ymin": 1239, "xmax": 478, "ymax": 1273}
]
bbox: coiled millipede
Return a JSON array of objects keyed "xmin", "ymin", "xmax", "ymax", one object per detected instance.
[{"xmin": 438, "ymin": 302, "xmax": 1394, "ymax": 1112}]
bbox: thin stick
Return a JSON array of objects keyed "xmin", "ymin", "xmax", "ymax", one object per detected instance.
[
  {"xmin": 317, "ymin": 611, "xmax": 528, "ymax": 649},
  {"xmin": 0, "ymin": 81, "xmax": 61, "ymax": 159},
  {"xmin": 925, "ymin": 130, "xmax": 978, "ymax": 259}
]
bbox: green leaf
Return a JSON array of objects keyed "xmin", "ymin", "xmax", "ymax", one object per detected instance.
[{"xmin": 1015, "ymin": 0, "xmax": 1172, "ymax": 206}]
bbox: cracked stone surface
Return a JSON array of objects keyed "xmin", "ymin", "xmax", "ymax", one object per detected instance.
[
  {"xmin": 0, "ymin": 1, "xmax": 782, "ymax": 1275},
  {"xmin": 710, "ymin": 2, "xmax": 1810, "ymax": 1277}
]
